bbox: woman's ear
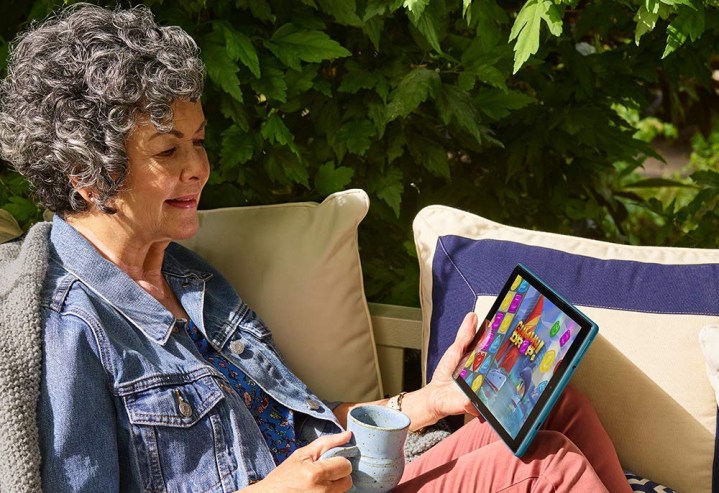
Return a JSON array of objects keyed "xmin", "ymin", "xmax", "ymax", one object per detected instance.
[{"xmin": 69, "ymin": 177, "xmax": 94, "ymax": 203}]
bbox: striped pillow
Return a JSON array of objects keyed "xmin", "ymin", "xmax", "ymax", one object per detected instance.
[{"xmin": 413, "ymin": 205, "xmax": 718, "ymax": 493}]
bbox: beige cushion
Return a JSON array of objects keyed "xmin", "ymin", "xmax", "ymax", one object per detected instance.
[
  {"xmin": 413, "ymin": 205, "xmax": 718, "ymax": 493},
  {"xmin": 0, "ymin": 210, "xmax": 22, "ymax": 244},
  {"xmin": 700, "ymin": 325, "xmax": 719, "ymax": 406},
  {"xmin": 178, "ymin": 189, "xmax": 382, "ymax": 403}
]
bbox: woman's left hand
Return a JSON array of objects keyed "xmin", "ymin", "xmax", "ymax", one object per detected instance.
[{"xmin": 423, "ymin": 312, "xmax": 482, "ymax": 422}]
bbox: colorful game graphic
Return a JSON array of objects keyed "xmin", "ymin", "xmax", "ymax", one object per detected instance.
[{"xmin": 454, "ymin": 275, "xmax": 581, "ymax": 438}]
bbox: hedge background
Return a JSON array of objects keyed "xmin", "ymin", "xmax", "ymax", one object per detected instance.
[{"xmin": 1, "ymin": 0, "xmax": 718, "ymax": 306}]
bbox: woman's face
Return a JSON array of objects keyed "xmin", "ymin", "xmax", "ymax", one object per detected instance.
[{"xmin": 115, "ymin": 100, "xmax": 209, "ymax": 244}]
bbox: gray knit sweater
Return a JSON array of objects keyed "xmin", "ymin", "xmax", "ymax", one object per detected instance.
[{"xmin": 0, "ymin": 222, "xmax": 51, "ymax": 493}]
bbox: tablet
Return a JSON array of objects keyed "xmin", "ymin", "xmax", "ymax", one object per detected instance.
[{"xmin": 452, "ymin": 264, "xmax": 598, "ymax": 456}]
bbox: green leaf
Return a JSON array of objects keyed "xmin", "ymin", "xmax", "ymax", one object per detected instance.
[
  {"xmin": 217, "ymin": 22, "xmax": 261, "ymax": 78},
  {"xmin": 509, "ymin": 0, "xmax": 543, "ymax": 73},
  {"xmin": 509, "ymin": 0, "xmax": 562, "ymax": 73},
  {"xmin": 543, "ymin": 2, "xmax": 563, "ymax": 36},
  {"xmin": 264, "ymin": 148, "xmax": 309, "ymax": 187},
  {"xmin": 248, "ymin": 0, "xmax": 275, "ymax": 23},
  {"xmin": 691, "ymin": 170, "xmax": 719, "ymax": 188},
  {"xmin": 317, "ymin": 0, "xmax": 364, "ymax": 26},
  {"xmin": 657, "ymin": 0, "xmax": 696, "ymax": 7},
  {"xmin": 261, "ymin": 113, "xmax": 300, "ymax": 157},
  {"xmin": 219, "ymin": 98, "xmax": 250, "ymax": 131},
  {"xmin": 264, "ymin": 24, "xmax": 351, "ymax": 71},
  {"xmin": 364, "ymin": 1, "xmax": 387, "ymax": 21},
  {"xmin": 460, "ymin": 37, "xmax": 511, "ymax": 90},
  {"xmin": 250, "ymin": 66, "xmax": 288, "ymax": 103},
  {"xmin": 404, "ymin": 0, "xmax": 430, "ymax": 21},
  {"xmin": 362, "ymin": 16, "xmax": 384, "ymax": 52},
  {"xmin": 408, "ymin": 135, "xmax": 450, "ymax": 178},
  {"xmin": 336, "ymin": 119, "xmax": 376, "ymax": 155},
  {"xmin": 385, "ymin": 125, "xmax": 407, "ymax": 163},
  {"xmin": 635, "ymin": 1, "xmax": 660, "ymax": 44},
  {"xmin": 412, "ymin": 8, "xmax": 443, "ymax": 53},
  {"xmin": 284, "ymin": 159, "xmax": 310, "ymax": 187},
  {"xmin": 315, "ymin": 162, "xmax": 355, "ymax": 195},
  {"xmin": 385, "ymin": 67, "xmax": 441, "ymax": 122},
  {"xmin": 367, "ymin": 101, "xmax": 387, "ymax": 138},
  {"xmin": 475, "ymin": 64, "xmax": 507, "ymax": 90},
  {"xmin": 475, "ymin": 88, "xmax": 536, "ymax": 120},
  {"xmin": 3, "ymin": 196, "xmax": 38, "ymax": 225},
  {"xmin": 662, "ymin": 7, "xmax": 705, "ymax": 58},
  {"xmin": 202, "ymin": 42, "xmax": 243, "ymax": 102},
  {"xmin": 372, "ymin": 167, "xmax": 404, "ymax": 216},
  {"xmin": 286, "ymin": 65, "xmax": 319, "ymax": 100},
  {"xmin": 436, "ymin": 84, "xmax": 484, "ymax": 144},
  {"xmin": 338, "ymin": 61, "xmax": 388, "ymax": 96},
  {"xmin": 463, "ymin": 0, "xmax": 472, "ymax": 21},
  {"xmin": 471, "ymin": 0, "xmax": 508, "ymax": 46},
  {"xmin": 220, "ymin": 125, "xmax": 255, "ymax": 170}
]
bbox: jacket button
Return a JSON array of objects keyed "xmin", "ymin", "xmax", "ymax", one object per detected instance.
[
  {"xmin": 179, "ymin": 401, "xmax": 193, "ymax": 417},
  {"xmin": 306, "ymin": 398, "xmax": 321, "ymax": 411},
  {"xmin": 230, "ymin": 340, "xmax": 245, "ymax": 355}
]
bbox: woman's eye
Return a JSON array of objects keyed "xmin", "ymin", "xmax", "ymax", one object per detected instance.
[
  {"xmin": 157, "ymin": 147, "xmax": 176, "ymax": 157},
  {"xmin": 193, "ymin": 139, "xmax": 205, "ymax": 147}
]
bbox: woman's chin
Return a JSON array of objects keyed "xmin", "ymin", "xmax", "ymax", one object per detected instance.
[
  {"xmin": 165, "ymin": 216, "xmax": 201, "ymax": 241},
  {"xmin": 171, "ymin": 224, "xmax": 200, "ymax": 241}
]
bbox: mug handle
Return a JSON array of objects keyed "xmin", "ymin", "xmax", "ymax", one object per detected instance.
[
  {"xmin": 319, "ymin": 445, "xmax": 360, "ymax": 493},
  {"xmin": 319, "ymin": 444, "xmax": 360, "ymax": 461}
]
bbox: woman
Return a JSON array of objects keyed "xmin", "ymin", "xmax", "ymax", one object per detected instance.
[{"xmin": 0, "ymin": 4, "xmax": 632, "ymax": 492}]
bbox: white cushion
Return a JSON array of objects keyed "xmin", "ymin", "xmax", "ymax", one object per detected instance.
[
  {"xmin": 413, "ymin": 205, "xmax": 718, "ymax": 493},
  {"xmin": 179, "ymin": 190, "xmax": 382, "ymax": 402}
]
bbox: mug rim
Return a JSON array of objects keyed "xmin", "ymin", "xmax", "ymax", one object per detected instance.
[{"xmin": 349, "ymin": 404, "xmax": 411, "ymax": 432}]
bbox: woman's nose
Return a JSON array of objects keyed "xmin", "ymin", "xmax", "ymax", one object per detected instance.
[{"xmin": 181, "ymin": 146, "xmax": 210, "ymax": 182}]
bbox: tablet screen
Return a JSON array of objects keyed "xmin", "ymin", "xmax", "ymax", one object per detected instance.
[{"xmin": 453, "ymin": 265, "xmax": 594, "ymax": 447}]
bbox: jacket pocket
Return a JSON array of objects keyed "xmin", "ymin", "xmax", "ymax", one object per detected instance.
[
  {"xmin": 124, "ymin": 374, "xmax": 224, "ymax": 427},
  {"xmin": 122, "ymin": 375, "xmax": 233, "ymax": 493}
]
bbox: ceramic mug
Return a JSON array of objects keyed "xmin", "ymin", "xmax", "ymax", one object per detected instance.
[{"xmin": 321, "ymin": 404, "xmax": 411, "ymax": 493}]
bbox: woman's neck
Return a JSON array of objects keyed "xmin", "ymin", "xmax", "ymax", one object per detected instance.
[
  {"xmin": 66, "ymin": 213, "xmax": 168, "ymax": 281},
  {"xmin": 64, "ymin": 212, "xmax": 189, "ymax": 320}
]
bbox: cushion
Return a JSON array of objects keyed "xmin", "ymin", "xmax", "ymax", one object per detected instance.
[
  {"xmin": 413, "ymin": 205, "xmax": 719, "ymax": 493},
  {"xmin": 625, "ymin": 471, "xmax": 678, "ymax": 493},
  {"xmin": 178, "ymin": 190, "xmax": 382, "ymax": 403},
  {"xmin": 700, "ymin": 325, "xmax": 719, "ymax": 405}
]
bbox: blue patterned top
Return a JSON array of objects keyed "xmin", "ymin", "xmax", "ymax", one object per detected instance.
[{"xmin": 185, "ymin": 320, "xmax": 306, "ymax": 464}]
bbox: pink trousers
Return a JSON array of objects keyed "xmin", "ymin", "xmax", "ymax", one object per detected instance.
[{"xmin": 394, "ymin": 386, "xmax": 632, "ymax": 493}]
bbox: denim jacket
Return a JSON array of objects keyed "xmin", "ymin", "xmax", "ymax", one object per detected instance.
[{"xmin": 39, "ymin": 216, "xmax": 342, "ymax": 492}]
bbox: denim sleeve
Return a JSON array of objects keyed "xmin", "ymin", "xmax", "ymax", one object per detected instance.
[{"xmin": 39, "ymin": 310, "xmax": 120, "ymax": 492}]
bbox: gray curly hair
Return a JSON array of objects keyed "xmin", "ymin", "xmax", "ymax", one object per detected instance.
[{"xmin": 0, "ymin": 3, "xmax": 205, "ymax": 215}]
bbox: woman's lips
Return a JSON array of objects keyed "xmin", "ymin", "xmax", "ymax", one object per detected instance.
[{"xmin": 165, "ymin": 195, "xmax": 198, "ymax": 209}]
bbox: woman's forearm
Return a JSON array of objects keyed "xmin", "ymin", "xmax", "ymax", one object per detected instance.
[{"xmin": 332, "ymin": 385, "xmax": 441, "ymax": 432}]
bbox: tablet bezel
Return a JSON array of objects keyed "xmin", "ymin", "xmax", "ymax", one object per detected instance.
[{"xmin": 453, "ymin": 263, "xmax": 597, "ymax": 456}]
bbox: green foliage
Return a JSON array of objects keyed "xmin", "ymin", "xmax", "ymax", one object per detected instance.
[{"xmin": 1, "ymin": 0, "xmax": 718, "ymax": 306}]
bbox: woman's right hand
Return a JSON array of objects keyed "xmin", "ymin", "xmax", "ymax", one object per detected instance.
[{"xmin": 243, "ymin": 431, "xmax": 354, "ymax": 493}]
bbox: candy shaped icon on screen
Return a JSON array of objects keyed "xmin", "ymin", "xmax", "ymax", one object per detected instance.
[{"xmin": 560, "ymin": 330, "xmax": 572, "ymax": 347}]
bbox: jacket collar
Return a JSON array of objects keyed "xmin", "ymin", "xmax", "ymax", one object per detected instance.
[{"xmin": 49, "ymin": 215, "xmax": 210, "ymax": 345}]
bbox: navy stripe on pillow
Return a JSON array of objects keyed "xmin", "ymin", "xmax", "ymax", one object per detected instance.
[{"xmin": 427, "ymin": 236, "xmax": 719, "ymax": 384}]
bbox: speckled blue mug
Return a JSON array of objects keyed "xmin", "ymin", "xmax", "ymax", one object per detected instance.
[{"xmin": 321, "ymin": 404, "xmax": 411, "ymax": 493}]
